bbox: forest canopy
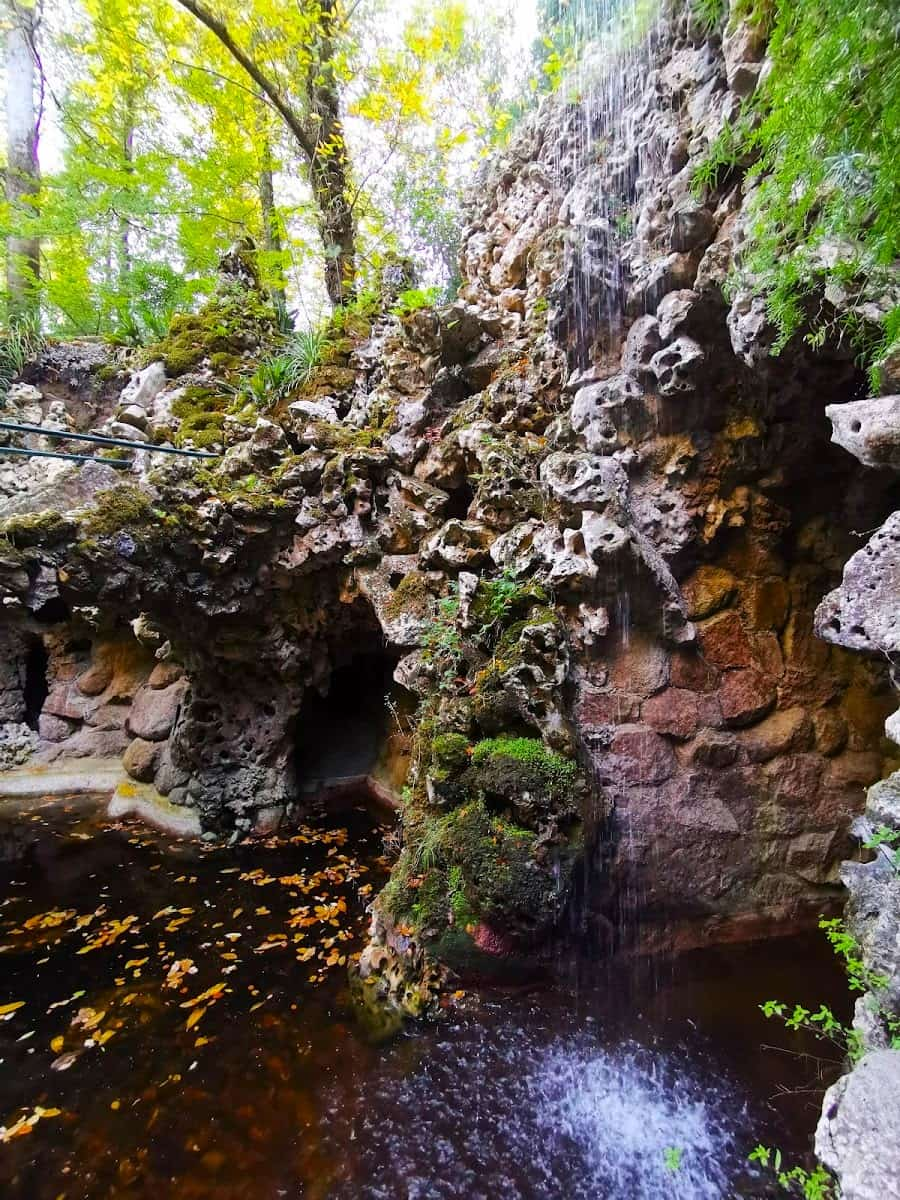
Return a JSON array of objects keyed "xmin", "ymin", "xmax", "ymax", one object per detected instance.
[{"xmin": 1, "ymin": 0, "xmax": 542, "ymax": 337}]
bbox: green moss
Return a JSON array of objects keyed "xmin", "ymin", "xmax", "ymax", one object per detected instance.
[
  {"xmin": 385, "ymin": 571, "xmax": 436, "ymax": 619},
  {"xmin": 144, "ymin": 287, "xmax": 278, "ymax": 379},
  {"xmin": 431, "ymin": 733, "xmax": 470, "ymax": 775},
  {"xmin": 0, "ymin": 509, "xmax": 74, "ymax": 548},
  {"xmin": 82, "ymin": 484, "xmax": 155, "ymax": 536},
  {"xmin": 469, "ymin": 736, "xmax": 579, "ymax": 798}
]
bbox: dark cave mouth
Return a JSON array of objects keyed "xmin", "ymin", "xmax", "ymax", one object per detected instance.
[
  {"xmin": 23, "ymin": 637, "xmax": 49, "ymax": 730},
  {"xmin": 293, "ymin": 652, "xmax": 412, "ymax": 812}
]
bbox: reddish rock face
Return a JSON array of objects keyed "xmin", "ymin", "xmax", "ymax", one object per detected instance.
[
  {"xmin": 719, "ymin": 668, "xmax": 777, "ymax": 727},
  {"xmin": 606, "ymin": 725, "xmax": 677, "ymax": 784},
  {"xmin": 642, "ymin": 688, "xmax": 700, "ymax": 739},
  {"xmin": 699, "ymin": 611, "xmax": 754, "ymax": 670}
]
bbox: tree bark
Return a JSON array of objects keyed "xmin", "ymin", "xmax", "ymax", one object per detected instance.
[
  {"xmin": 255, "ymin": 108, "xmax": 288, "ymax": 322},
  {"xmin": 5, "ymin": 0, "xmax": 41, "ymax": 322},
  {"xmin": 173, "ymin": 0, "xmax": 356, "ymax": 306}
]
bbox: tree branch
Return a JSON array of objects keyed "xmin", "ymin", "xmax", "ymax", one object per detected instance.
[{"xmin": 172, "ymin": 0, "xmax": 316, "ymax": 163}]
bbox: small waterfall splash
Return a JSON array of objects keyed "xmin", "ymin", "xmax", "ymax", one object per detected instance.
[
  {"xmin": 325, "ymin": 1014, "xmax": 742, "ymax": 1198},
  {"xmin": 548, "ymin": 0, "xmax": 666, "ymax": 370}
]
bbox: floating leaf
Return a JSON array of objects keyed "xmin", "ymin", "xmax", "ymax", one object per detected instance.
[{"xmin": 185, "ymin": 1005, "xmax": 206, "ymax": 1031}]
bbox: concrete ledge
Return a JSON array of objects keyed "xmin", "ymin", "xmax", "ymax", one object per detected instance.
[
  {"xmin": 109, "ymin": 780, "xmax": 202, "ymax": 838},
  {"xmin": 0, "ymin": 756, "xmax": 126, "ymax": 798}
]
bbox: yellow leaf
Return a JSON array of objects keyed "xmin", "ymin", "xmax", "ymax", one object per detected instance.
[
  {"xmin": 50, "ymin": 1035, "xmax": 64, "ymax": 1053},
  {"xmin": 185, "ymin": 1005, "xmax": 207, "ymax": 1031},
  {"xmin": 0, "ymin": 1001, "xmax": 25, "ymax": 1016}
]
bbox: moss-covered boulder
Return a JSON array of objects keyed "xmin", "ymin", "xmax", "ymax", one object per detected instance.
[{"xmin": 145, "ymin": 286, "xmax": 279, "ymax": 379}]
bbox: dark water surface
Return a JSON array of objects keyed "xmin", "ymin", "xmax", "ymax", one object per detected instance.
[{"xmin": 0, "ymin": 797, "xmax": 848, "ymax": 1199}]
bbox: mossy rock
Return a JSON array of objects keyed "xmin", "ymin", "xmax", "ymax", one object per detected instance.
[
  {"xmin": 0, "ymin": 509, "xmax": 76, "ymax": 548},
  {"xmin": 384, "ymin": 570, "xmax": 438, "ymax": 620},
  {"xmin": 145, "ymin": 288, "xmax": 279, "ymax": 378},
  {"xmin": 82, "ymin": 484, "xmax": 155, "ymax": 537},
  {"xmin": 382, "ymin": 797, "xmax": 583, "ymax": 962}
]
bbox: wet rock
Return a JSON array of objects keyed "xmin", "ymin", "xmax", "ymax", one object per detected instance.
[
  {"xmin": 681, "ymin": 565, "xmax": 737, "ymax": 619},
  {"xmin": 690, "ymin": 729, "xmax": 739, "ymax": 768},
  {"xmin": 605, "ymin": 724, "xmax": 677, "ymax": 784},
  {"xmin": 641, "ymin": 688, "xmax": 700, "ymax": 740},
  {"xmin": 699, "ymin": 611, "xmax": 753, "ymax": 669},
  {"xmin": 540, "ymin": 451, "xmax": 629, "ymax": 512},
  {"xmin": 77, "ymin": 662, "xmax": 114, "ymax": 697},
  {"xmin": 739, "ymin": 707, "xmax": 814, "ymax": 762},
  {"xmin": 621, "ymin": 315, "xmax": 662, "ymax": 379},
  {"xmin": 650, "ymin": 337, "xmax": 705, "ymax": 396},
  {"xmin": 669, "ymin": 202, "xmax": 715, "ymax": 253},
  {"xmin": 816, "ymin": 1050, "xmax": 900, "ymax": 1200},
  {"xmin": 813, "ymin": 708, "xmax": 849, "ymax": 757},
  {"xmin": 816, "ymin": 511, "xmax": 900, "ymax": 658},
  {"xmin": 421, "ymin": 520, "xmax": 493, "ymax": 571},
  {"xmin": 148, "ymin": 661, "xmax": 184, "ymax": 689}
]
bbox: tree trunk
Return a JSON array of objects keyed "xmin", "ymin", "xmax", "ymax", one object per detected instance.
[
  {"xmin": 173, "ymin": 0, "xmax": 356, "ymax": 308},
  {"xmin": 255, "ymin": 111, "xmax": 288, "ymax": 322},
  {"xmin": 5, "ymin": 0, "xmax": 41, "ymax": 322},
  {"xmin": 118, "ymin": 96, "xmax": 135, "ymax": 293}
]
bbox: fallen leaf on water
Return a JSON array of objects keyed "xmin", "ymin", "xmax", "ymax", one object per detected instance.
[
  {"xmin": 180, "ymin": 982, "xmax": 227, "ymax": 1009},
  {"xmin": 50, "ymin": 1035, "xmax": 64, "ymax": 1053},
  {"xmin": 0, "ymin": 1001, "xmax": 25, "ymax": 1017},
  {"xmin": 51, "ymin": 1052, "xmax": 81, "ymax": 1072},
  {"xmin": 185, "ymin": 1006, "xmax": 206, "ymax": 1031},
  {"xmin": 0, "ymin": 1106, "xmax": 62, "ymax": 1143}
]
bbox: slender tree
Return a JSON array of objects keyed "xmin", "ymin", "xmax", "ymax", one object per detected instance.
[
  {"xmin": 4, "ymin": 0, "xmax": 42, "ymax": 321},
  {"xmin": 173, "ymin": 0, "xmax": 356, "ymax": 305}
]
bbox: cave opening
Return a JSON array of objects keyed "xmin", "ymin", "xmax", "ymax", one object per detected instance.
[
  {"xmin": 23, "ymin": 637, "xmax": 49, "ymax": 730},
  {"xmin": 294, "ymin": 651, "xmax": 412, "ymax": 811}
]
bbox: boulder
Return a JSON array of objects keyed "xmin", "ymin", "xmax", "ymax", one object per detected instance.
[
  {"xmin": 826, "ymin": 395, "xmax": 900, "ymax": 469},
  {"xmin": 816, "ymin": 1051, "xmax": 900, "ymax": 1200},
  {"xmin": 123, "ymin": 737, "xmax": 162, "ymax": 783},
  {"xmin": 126, "ymin": 680, "xmax": 187, "ymax": 742}
]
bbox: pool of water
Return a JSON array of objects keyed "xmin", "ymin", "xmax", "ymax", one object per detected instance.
[{"xmin": 0, "ymin": 798, "xmax": 848, "ymax": 1199}]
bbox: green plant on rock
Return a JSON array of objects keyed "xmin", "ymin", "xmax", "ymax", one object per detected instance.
[
  {"xmin": 708, "ymin": 0, "xmax": 900, "ymax": 374},
  {"xmin": 0, "ymin": 319, "xmax": 45, "ymax": 402},
  {"xmin": 691, "ymin": 0, "xmax": 727, "ymax": 30},
  {"xmin": 420, "ymin": 588, "xmax": 465, "ymax": 692},
  {"xmin": 760, "ymin": 917, "xmax": 900, "ymax": 1063},
  {"xmin": 390, "ymin": 286, "xmax": 441, "ymax": 317},
  {"xmin": 749, "ymin": 1147, "xmax": 835, "ymax": 1200},
  {"xmin": 862, "ymin": 824, "xmax": 900, "ymax": 875}
]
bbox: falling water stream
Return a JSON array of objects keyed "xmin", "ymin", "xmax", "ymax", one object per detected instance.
[{"xmin": 0, "ymin": 797, "xmax": 848, "ymax": 1199}]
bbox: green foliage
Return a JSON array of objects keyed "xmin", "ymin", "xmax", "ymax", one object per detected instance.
[
  {"xmin": 691, "ymin": 0, "xmax": 727, "ymax": 30},
  {"xmin": 243, "ymin": 327, "xmax": 333, "ymax": 411},
  {"xmin": 663, "ymin": 1146, "xmax": 683, "ymax": 1173},
  {"xmin": 391, "ymin": 286, "xmax": 442, "ymax": 317},
  {"xmin": 862, "ymin": 824, "xmax": 900, "ymax": 874},
  {"xmin": 727, "ymin": 0, "xmax": 900, "ymax": 366},
  {"xmin": 420, "ymin": 589, "xmax": 465, "ymax": 692},
  {"xmin": 691, "ymin": 114, "xmax": 751, "ymax": 196},
  {"xmin": 761, "ymin": 917, "xmax": 900, "ymax": 1062},
  {"xmin": 749, "ymin": 1147, "xmax": 836, "ymax": 1199},
  {"xmin": 470, "ymin": 736, "xmax": 579, "ymax": 799},
  {"xmin": 0, "ymin": 320, "xmax": 44, "ymax": 402}
]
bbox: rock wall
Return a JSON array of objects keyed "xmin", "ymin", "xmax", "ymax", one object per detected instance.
[{"xmin": 1, "ymin": 0, "xmax": 898, "ymax": 979}]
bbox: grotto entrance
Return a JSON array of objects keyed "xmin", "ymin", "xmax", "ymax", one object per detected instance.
[
  {"xmin": 23, "ymin": 637, "xmax": 49, "ymax": 730},
  {"xmin": 293, "ymin": 652, "xmax": 412, "ymax": 812}
]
